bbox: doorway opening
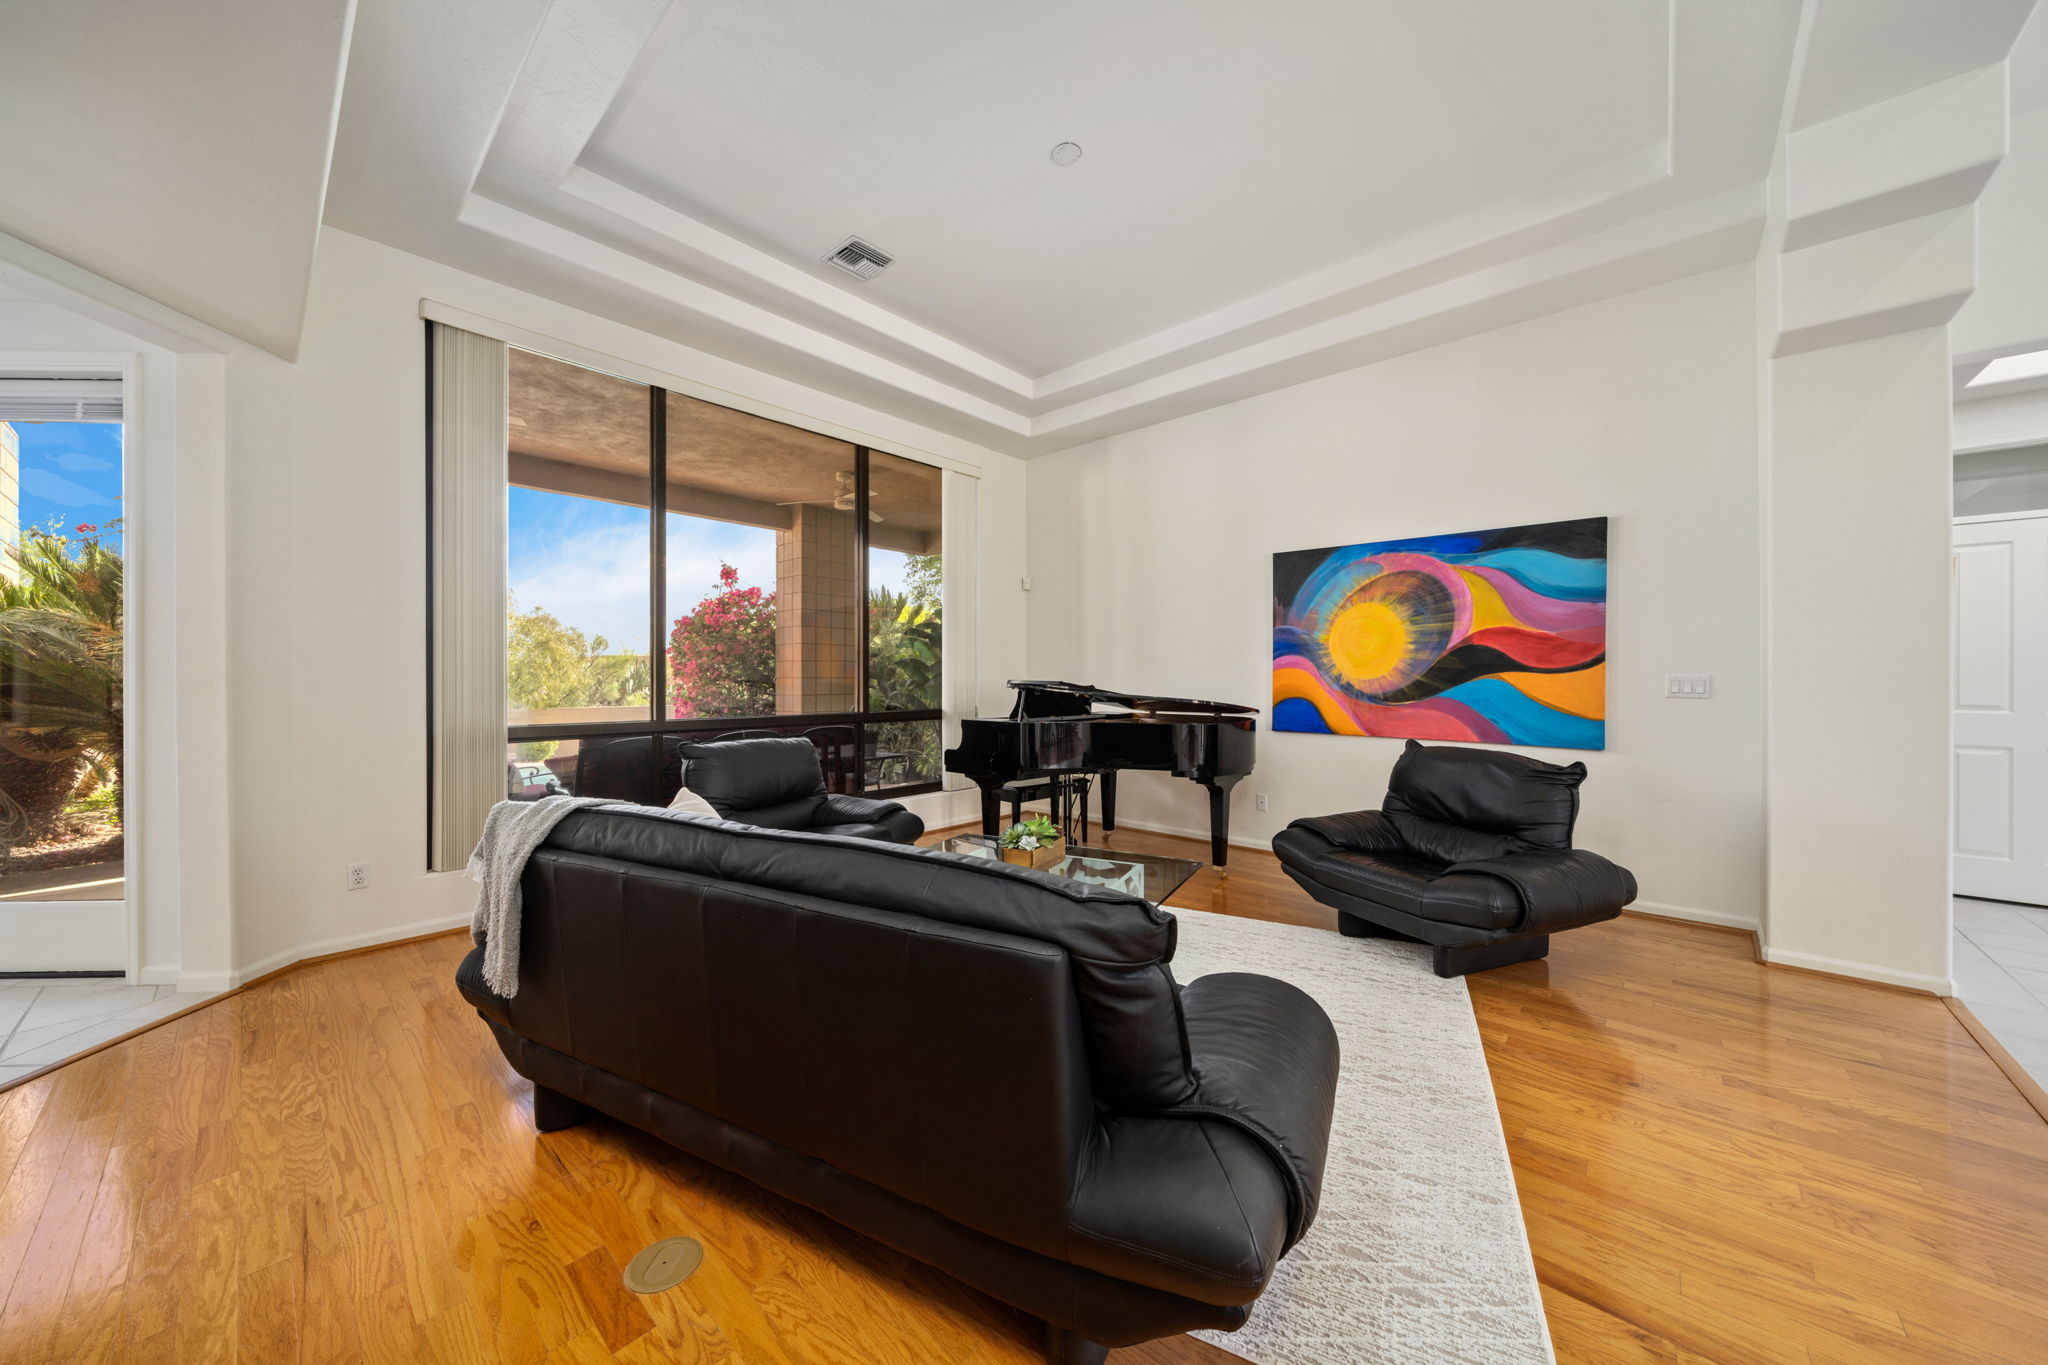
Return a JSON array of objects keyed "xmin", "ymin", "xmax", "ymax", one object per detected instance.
[
  {"xmin": 0, "ymin": 368, "xmax": 128, "ymax": 974},
  {"xmin": 1950, "ymin": 346, "xmax": 2048, "ymax": 1093}
]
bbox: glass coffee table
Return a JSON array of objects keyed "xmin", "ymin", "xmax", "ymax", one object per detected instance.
[{"xmin": 940, "ymin": 835, "xmax": 1200, "ymax": 905}]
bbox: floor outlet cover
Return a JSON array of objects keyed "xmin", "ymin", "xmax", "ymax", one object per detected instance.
[{"xmin": 623, "ymin": 1236, "xmax": 704, "ymax": 1293}]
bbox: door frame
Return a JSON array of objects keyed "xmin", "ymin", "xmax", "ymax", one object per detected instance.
[
  {"xmin": 1951, "ymin": 508, "xmax": 2048, "ymax": 907},
  {"xmin": 0, "ymin": 348, "xmax": 141, "ymax": 976}
]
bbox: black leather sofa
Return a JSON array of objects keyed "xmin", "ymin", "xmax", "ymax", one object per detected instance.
[
  {"xmin": 456, "ymin": 807, "xmax": 1338, "ymax": 1363},
  {"xmin": 1272, "ymin": 740, "xmax": 1636, "ymax": 976},
  {"xmin": 677, "ymin": 735, "xmax": 925, "ymax": 843}
]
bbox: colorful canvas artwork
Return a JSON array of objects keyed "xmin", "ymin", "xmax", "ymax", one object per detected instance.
[{"xmin": 1271, "ymin": 517, "xmax": 1607, "ymax": 750}]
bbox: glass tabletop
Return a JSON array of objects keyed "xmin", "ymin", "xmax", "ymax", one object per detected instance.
[{"xmin": 940, "ymin": 835, "xmax": 1200, "ymax": 905}]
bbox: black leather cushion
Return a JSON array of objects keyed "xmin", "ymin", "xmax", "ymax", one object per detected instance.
[
  {"xmin": 679, "ymin": 737, "xmax": 828, "ymax": 824},
  {"xmin": 1448, "ymin": 848, "xmax": 1636, "ymax": 934},
  {"xmin": 1068, "ymin": 1116, "xmax": 1290, "ymax": 1306},
  {"xmin": 1065, "ymin": 972, "xmax": 1336, "ymax": 1305},
  {"xmin": 1383, "ymin": 740, "xmax": 1584, "ymax": 862},
  {"xmin": 1283, "ymin": 810, "xmax": 1405, "ymax": 855},
  {"xmin": 1270, "ymin": 826, "xmax": 1522, "ymax": 930},
  {"xmin": 540, "ymin": 806, "xmax": 1197, "ymax": 1108}
]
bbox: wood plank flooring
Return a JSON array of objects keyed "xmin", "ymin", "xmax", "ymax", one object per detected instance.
[{"xmin": 1, "ymin": 825, "xmax": 2045, "ymax": 1362}]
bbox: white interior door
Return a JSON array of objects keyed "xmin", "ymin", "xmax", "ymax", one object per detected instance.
[{"xmin": 1954, "ymin": 514, "xmax": 2048, "ymax": 904}]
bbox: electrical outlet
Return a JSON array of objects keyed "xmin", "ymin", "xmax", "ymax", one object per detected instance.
[
  {"xmin": 345, "ymin": 862, "xmax": 368, "ymax": 891},
  {"xmin": 1254, "ymin": 792, "xmax": 1269, "ymax": 812}
]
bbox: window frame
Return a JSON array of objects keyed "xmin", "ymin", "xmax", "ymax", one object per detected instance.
[{"xmin": 506, "ymin": 358, "xmax": 943, "ymax": 800}]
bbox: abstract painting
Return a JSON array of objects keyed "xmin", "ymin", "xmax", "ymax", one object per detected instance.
[{"xmin": 1272, "ymin": 517, "xmax": 1607, "ymax": 750}]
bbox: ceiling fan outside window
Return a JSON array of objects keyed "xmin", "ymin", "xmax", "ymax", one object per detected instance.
[{"xmin": 777, "ymin": 469, "xmax": 883, "ymax": 521}]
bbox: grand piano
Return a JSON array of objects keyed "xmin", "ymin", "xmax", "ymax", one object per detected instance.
[{"xmin": 944, "ymin": 680, "xmax": 1258, "ymax": 868}]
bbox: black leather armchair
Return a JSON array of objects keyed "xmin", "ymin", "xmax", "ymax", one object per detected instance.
[
  {"xmin": 1272, "ymin": 740, "xmax": 1636, "ymax": 976},
  {"xmin": 679, "ymin": 735, "xmax": 924, "ymax": 843},
  {"xmin": 456, "ymin": 808, "xmax": 1339, "ymax": 1363}
]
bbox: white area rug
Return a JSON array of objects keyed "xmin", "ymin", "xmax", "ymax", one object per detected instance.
[{"xmin": 1170, "ymin": 908, "xmax": 1554, "ymax": 1365}]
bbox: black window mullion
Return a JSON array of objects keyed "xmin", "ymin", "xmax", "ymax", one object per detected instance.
[
  {"xmin": 854, "ymin": 446, "xmax": 871, "ymax": 789},
  {"xmin": 649, "ymin": 387, "xmax": 667, "ymax": 723}
]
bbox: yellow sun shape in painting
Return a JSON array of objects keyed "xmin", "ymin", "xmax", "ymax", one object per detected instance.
[{"xmin": 1325, "ymin": 598, "xmax": 1412, "ymax": 688}]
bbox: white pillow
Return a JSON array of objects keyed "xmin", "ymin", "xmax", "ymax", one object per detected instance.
[{"xmin": 667, "ymin": 784, "xmax": 719, "ymax": 817}]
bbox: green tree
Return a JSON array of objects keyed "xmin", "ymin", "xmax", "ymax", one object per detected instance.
[
  {"xmin": 0, "ymin": 520, "xmax": 124, "ymax": 845},
  {"xmin": 901, "ymin": 552, "xmax": 941, "ymax": 612},
  {"xmin": 868, "ymin": 553, "xmax": 941, "ymax": 712},
  {"xmin": 507, "ymin": 600, "xmax": 648, "ymax": 712},
  {"xmin": 669, "ymin": 563, "xmax": 776, "ymax": 718},
  {"xmin": 866, "ymin": 554, "xmax": 942, "ymax": 784}
]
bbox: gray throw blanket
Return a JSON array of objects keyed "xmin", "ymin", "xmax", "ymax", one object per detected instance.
[{"xmin": 468, "ymin": 796, "xmax": 615, "ymax": 997}]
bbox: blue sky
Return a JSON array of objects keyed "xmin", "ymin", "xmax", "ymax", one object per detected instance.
[
  {"xmin": 508, "ymin": 488, "xmax": 911, "ymax": 652},
  {"xmin": 8, "ymin": 421, "xmax": 123, "ymax": 553}
]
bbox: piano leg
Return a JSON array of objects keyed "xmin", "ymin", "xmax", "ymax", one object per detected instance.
[
  {"xmin": 977, "ymin": 781, "xmax": 1003, "ymax": 837},
  {"xmin": 1099, "ymin": 771, "xmax": 1118, "ymax": 834},
  {"xmin": 1200, "ymin": 776, "xmax": 1243, "ymax": 869}
]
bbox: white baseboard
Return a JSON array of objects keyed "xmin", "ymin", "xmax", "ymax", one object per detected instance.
[
  {"xmin": 1628, "ymin": 899, "xmax": 1760, "ymax": 932},
  {"xmin": 1759, "ymin": 945, "xmax": 1955, "ymax": 996},
  {"xmin": 226, "ymin": 912, "xmax": 473, "ymax": 989},
  {"xmin": 138, "ymin": 963, "xmax": 181, "ymax": 986},
  {"xmin": 174, "ymin": 970, "xmax": 234, "ymax": 995}
]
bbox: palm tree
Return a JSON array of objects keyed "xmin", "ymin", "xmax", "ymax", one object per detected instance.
[{"xmin": 0, "ymin": 521, "xmax": 122, "ymax": 846}]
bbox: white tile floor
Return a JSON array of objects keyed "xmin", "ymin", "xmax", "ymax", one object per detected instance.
[
  {"xmin": 1952, "ymin": 896, "xmax": 2048, "ymax": 1089},
  {"xmin": 0, "ymin": 977, "xmax": 219, "ymax": 1087}
]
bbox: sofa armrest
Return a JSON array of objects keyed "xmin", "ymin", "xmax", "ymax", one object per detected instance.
[
  {"xmin": 816, "ymin": 791, "xmax": 908, "ymax": 825},
  {"xmin": 1447, "ymin": 848, "xmax": 1637, "ymax": 933},
  {"xmin": 1282, "ymin": 809, "xmax": 1404, "ymax": 855},
  {"xmin": 815, "ymin": 793, "xmax": 926, "ymax": 843},
  {"xmin": 1167, "ymin": 972, "xmax": 1339, "ymax": 1248}
]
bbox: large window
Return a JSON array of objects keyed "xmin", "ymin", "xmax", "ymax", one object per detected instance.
[{"xmin": 504, "ymin": 349, "xmax": 942, "ymax": 804}]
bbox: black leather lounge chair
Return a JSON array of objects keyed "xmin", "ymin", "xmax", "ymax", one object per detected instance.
[
  {"xmin": 676, "ymin": 735, "xmax": 925, "ymax": 842},
  {"xmin": 1272, "ymin": 740, "xmax": 1636, "ymax": 976},
  {"xmin": 457, "ymin": 807, "xmax": 1340, "ymax": 1363}
]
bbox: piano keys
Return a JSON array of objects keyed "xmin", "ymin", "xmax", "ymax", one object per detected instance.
[{"xmin": 943, "ymin": 680, "xmax": 1258, "ymax": 868}]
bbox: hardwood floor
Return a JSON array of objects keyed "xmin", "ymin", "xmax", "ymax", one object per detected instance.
[{"xmin": 2, "ymin": 825, "xmax": 2045, "ymax": 1362}]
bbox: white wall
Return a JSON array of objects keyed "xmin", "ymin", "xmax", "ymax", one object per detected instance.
[
  {"xmin": 1765, "ymin": 328, "xmax": 1955, "ymax": 991},
  {"xmin": 223, "ymin": 228, "xmax": 1031, "ymax": 977},
  {"xmin": 1955, "ymin": 104, "xmax": 2048, "ymax": 361},
  {"xmin": 1026, "ymin": 264, "xmax": 1766, "ymax": 929}
]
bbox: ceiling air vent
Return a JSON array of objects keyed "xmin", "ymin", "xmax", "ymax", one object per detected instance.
[{"xmin": 824, "ymin": 236, "xmax": 893, "ymax": 281}]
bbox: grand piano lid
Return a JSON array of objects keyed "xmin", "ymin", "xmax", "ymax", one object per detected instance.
[{"xmin": 1005, "ymin": 679, "xmax": 1259, "ymax": 717}]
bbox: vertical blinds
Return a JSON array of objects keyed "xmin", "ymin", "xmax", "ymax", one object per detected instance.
[
  {"xmin": 426, "ymin": 323, "xmax": 509, "ymax": 872},
  {"xmin": 940, "ymin": 468, "xmax": 978, "ymax": 788},
  {"xmin": 0, "ymin": 377, "xmax": 122, "ymax": 421}
]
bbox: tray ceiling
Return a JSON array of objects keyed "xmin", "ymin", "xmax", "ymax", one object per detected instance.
[{"xmin": 322, "ymin": 0, "xmax": 2034, "ymax": 456}]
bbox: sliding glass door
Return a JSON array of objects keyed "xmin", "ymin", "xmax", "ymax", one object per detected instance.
[{"xmin": 0, "ymin": 376, "xmax": 128, "ymax": 972}]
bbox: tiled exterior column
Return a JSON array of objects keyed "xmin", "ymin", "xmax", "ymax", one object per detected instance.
[
  {"xmin": 775, "ymin": 504, "xmax": 858, "ymax": 713},
  {"xmin": 0, "ymin": 422, "xmax": 17, "ymax": 581}
]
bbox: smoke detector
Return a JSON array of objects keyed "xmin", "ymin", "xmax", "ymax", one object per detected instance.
[{"xmin": 823, "ymin": 236, "xmax": 893, "ymax": 281}]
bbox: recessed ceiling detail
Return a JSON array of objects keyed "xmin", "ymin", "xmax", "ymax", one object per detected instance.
[{"xmin": 319, "ymin": 0, "xmax": 2040, "ymax": 455}]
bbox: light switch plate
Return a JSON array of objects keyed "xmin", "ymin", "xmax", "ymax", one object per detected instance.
[{"xmin": 1665, "ymin": 674, "xmax": 1713, "ymax": 699}]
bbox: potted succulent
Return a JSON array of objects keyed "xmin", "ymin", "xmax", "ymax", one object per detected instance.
[{"xmin": 998, "ymin": 814, "xmax": 1066, "ymax": 869}]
